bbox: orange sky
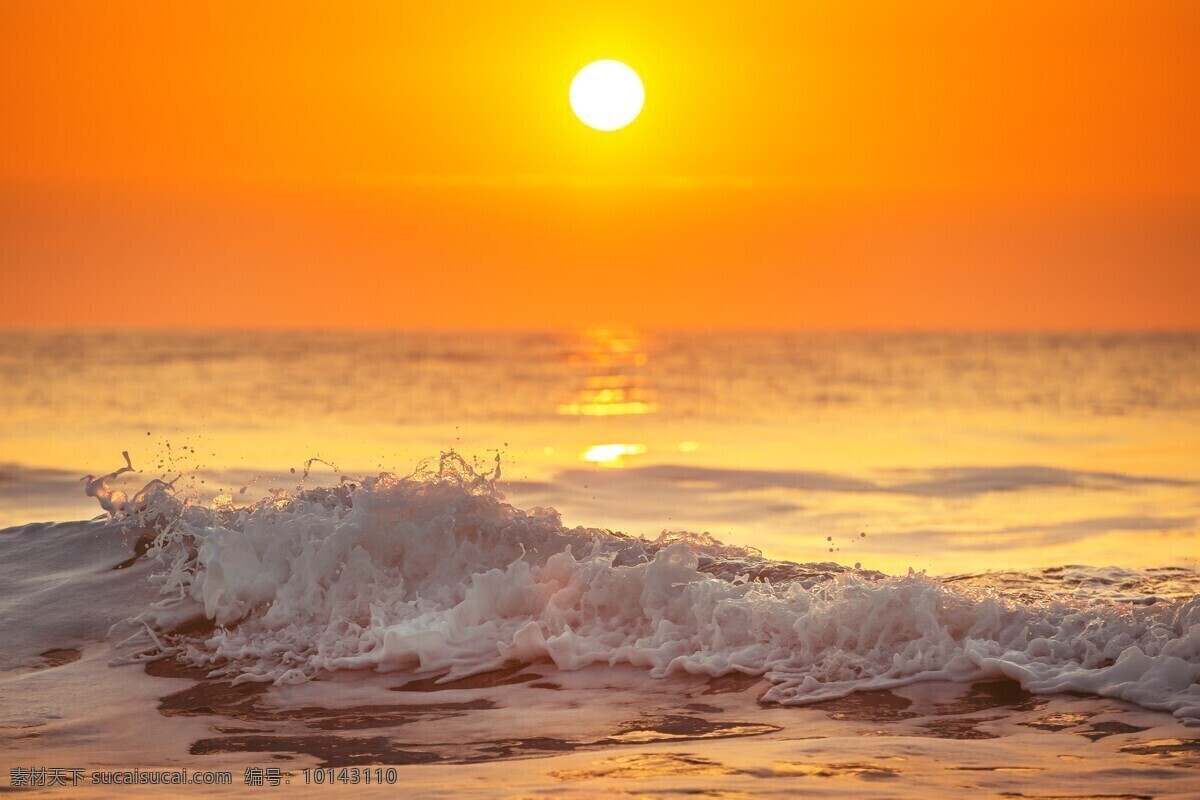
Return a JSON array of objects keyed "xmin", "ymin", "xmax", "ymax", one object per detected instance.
[{"xmin": 2, "ymin": 1, "xmax": 1198, "ymax": 329}]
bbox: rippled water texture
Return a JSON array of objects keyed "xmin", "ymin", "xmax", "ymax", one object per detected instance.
[{"xmin": 1, "ymin": 330, "xmax": 1196, "ymax": 574}]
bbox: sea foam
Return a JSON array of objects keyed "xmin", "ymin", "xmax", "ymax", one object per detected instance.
[{"xmin": 92, "ymin": 453, "xmax": 1200, "ymax": 722}]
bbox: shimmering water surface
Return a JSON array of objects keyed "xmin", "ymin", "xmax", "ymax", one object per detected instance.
[
  {"xmin": 3, "ymin": 329, "xmax": 1200, "ymax": 798},
  {"xmin": 1, "ymin": 329, "xmax": 1197, "ymax": 575}
]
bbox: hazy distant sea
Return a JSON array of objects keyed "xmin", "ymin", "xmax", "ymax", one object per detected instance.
[{"xmin": 1, "ymin": 329, "xmax": 1196, "ymax": 574}]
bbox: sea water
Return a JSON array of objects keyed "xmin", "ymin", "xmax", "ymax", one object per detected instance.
[{"xmin": 1, "ymin": 330, "xmax": 1198, "ymax": 796}]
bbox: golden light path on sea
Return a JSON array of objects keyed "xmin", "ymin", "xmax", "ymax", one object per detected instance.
[{"xmin": 0, "ymin": 327, "xmax": 1195, "ymax": 576}]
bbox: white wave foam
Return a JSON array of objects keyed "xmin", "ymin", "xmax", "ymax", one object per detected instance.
[{"xmin": 89, "ymin": 453, "xmax": 1200, "ymax": 722}]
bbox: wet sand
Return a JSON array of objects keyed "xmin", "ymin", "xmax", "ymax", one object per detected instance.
[{"xmin": 2, "ymin": 645, "xmax": 1198, "ymax": 798}]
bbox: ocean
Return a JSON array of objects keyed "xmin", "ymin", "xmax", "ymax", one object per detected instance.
[{"xmin": 1, "ymin": 329, "xmax": 1198, "ymax": 797}]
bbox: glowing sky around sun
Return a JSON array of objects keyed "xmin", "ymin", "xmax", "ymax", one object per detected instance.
[{"xmin": 2, "ymin": 0, "xmax": 1199, "ymax": 329}]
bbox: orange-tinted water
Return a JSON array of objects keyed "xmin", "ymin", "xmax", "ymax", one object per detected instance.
[{"xmin": 1, "ymin": 328, "xmax": 1197, "ymax": 575}]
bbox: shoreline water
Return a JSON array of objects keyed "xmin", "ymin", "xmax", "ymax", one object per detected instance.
[
  {"xmin": 2, "ymin": 330, "xmax": 1198, "ymax": 795},
  {"xmin": 5, "ymin": 642, "xmax": 1199, "ymax": 798},
  {"xmin": 3, "ymin": 456, "xmax": 1198, "ymax": 721}
]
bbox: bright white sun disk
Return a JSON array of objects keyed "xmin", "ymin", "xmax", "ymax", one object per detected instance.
[{"xmin": 570, "ymin": 60, "xmax": 644, "ymax": 131}]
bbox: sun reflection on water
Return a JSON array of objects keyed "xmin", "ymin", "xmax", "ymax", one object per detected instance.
[
  {"xmin": 583, "ymin": 443, "xmax": 647, "ymax": 467},
  {"xmin": 559, "ymin": 326, "xmax": 658, "ymax": 468},
  {"xmin": 557, "ymin": 326, "xmax": 658, "ymax": 417}
]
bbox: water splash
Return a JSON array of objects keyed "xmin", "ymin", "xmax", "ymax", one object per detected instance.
[
  {"xmin": 81, "ymin": 451, "xmax": 181, "ymax": 520},
  {"xmin": 82, "ymin": 450, "xmax": 1200, "ymax": 722}
]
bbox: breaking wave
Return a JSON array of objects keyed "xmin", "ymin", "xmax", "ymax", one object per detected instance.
[{"xmin": 64, "ymin": 453, "xmax": 1200, "ymax": 724}]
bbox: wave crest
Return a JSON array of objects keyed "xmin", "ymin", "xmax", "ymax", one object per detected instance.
[{"xmin": 97, "ymin": 452, "xmax": 1200, "ymax": 722}]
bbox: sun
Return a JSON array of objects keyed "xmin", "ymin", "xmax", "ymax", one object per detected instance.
[{"xmin": 569, "ymin": 60, "xmax": 644, "ymax": 131}]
